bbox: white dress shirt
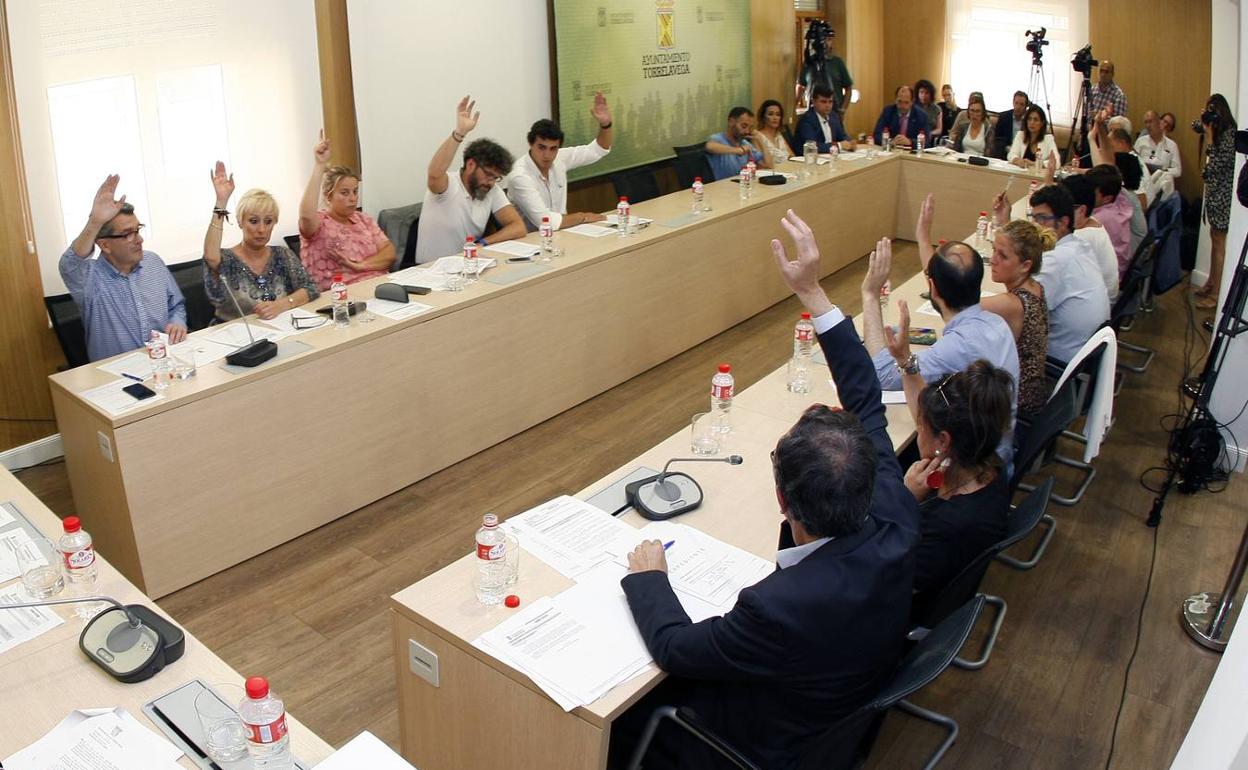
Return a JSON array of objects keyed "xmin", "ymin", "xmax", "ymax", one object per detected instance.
[
  {"xmin": 1036, "ymin": 233, "xmax": 1112, "ymax": 363},
  {"xmin": 777, "ymin": 536, "xmax": 834, "ymax": 568},
  {"xmin": 1134, "ymin": 133, "xmax": 1182, "ymax": 178},
  {"xmin": 1074, "ymin": 224, "xmax": 1120, "ymax": 302},
  {"xmin": 1007, "ymin": 133, "xmax": 1060, "ymax": 166},
  {"xmin": 505, "ymin": 141, "xmax": 610, "ymax": 231},
  {"xmin": 416, "ymin": 170, "xmax": 512, "ymax": 263}
]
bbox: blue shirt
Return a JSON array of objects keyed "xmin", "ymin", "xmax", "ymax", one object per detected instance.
[
  {"xmin": 59, "ymin": 248, "xmax": 187, "ymax": 362},
  {"xmin": 706, "ymin": 132, "xmax": 765, "ymax": 181},
  {"xmin": 1035, "ymin": 234, "xmax": 1111, "ymax": 363}
]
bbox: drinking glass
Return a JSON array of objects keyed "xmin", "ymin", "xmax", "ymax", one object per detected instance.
[
  {"xmin": 17, "ymin": 536, "xmax": 63, "ymax": 600},
  {"xmin": 690, "ymin": 412, "xmax": 720, "ymax": 455},
  {"xmin": 504, "ymin": 532, "xmax": 520, "ymax": 586},
  {"xmin": 171, "ymin": 350, "xmax": 196, "ymax": 380},
  {"xmin": 195, "ymin": 684, "xmax": 248, "ymax": 763}
]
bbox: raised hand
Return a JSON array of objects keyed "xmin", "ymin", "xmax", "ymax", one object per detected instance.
[
  {"xmin": 89, "ymin": 175, "xmax": 126, "ymax": 225},
  {"xmin": 210, "ymin": 161, "xmax": 235, "ymax": 207},
  {"xmin": 883, "ymin": 299, "xmax": 912, "ymax": 362},
  {"xmin": 590, "ymin": 91, "xmax": 612, "ymax": 128},
  {"xmin": 313, "ymin": 129, "xmax": 331, "ymax": 165},
  {"xmin": 772, "ymin": 209, "xmax": 834, "ymax": 317},
  {"xmin": 991, "ymin": 189, "xmax": 1010, "ymax": 224},
  {"xmin": 916, "ymin": 193, "xmax": 935, "ymax": 245},
  {"xmin": 456, "ymin": 95, "xmax": 480, "ymax": 136},
  {"xmin": 861, "ymin": 237, "xmax": 893, "ymax": 296}
]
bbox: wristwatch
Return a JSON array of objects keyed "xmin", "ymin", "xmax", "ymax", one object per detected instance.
[{"xmin": 895, "ymin": 354, "xmax": 920, "ymax": 376}]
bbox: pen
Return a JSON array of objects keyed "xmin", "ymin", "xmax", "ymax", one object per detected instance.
[
  {"xmin": 663, "ymin": 540, "xmax": 676, "ymax": 550},
  {"xmin": 121, "ymin": 373, "xmax": 144, "ymax": 382}
]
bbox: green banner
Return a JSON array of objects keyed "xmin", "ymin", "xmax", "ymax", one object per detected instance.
[{"xmin": 553, "ymin": 0, "xmax": 752, "ymax": 181}]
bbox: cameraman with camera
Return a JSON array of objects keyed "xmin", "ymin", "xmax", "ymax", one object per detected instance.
[
  {"xmin": 798, "ymin": 21, "xmax": 853, "ymax": 117},
  {"xmin": 1194, "ymin": 94, "xmax": 1237, "ymax": 310},
  {"xmin": 1089, "ymin": 61, "xmax": 1128, "ymax": 119}
]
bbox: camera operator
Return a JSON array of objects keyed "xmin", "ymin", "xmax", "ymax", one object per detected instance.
[
  {"xmin": 798, "ymin": 21, "xmax": 853, "ymax": 116},
  {"xmin": 1194, "ymin": 94, "xmax": 1237, "ymax": 310},
  {"xmin": 1089, "ymin": 61, "xmax": 1128, "ymax": 119}
]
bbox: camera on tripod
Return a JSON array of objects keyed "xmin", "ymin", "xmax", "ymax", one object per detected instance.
[
  {"xmin": 1025, "ymin": 28, "xmax": 1049, "ymax": 62},
  {"xmin": 805, "ymin": 19, "xmax": 834, "ymax": 59},
  {"xmin": 1071, "ymin": 44, "xmax": 1097, "ymax": 77}
]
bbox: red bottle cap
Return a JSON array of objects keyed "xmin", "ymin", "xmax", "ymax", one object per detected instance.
[
  {"xmin": 333, "ymin": 273, "xmax": 343, "ymax": 282},
  {"xmin": 800, "ymin": 312, "xmax": 811, "ymax": 320},
  {"xmin": 718, "ymin": 363, "xmax": 731, "ymax": 373},
  {"xmin": 541, "ymin": 216, "xmax": 549, "ymax": 222},
  {"xmin": 245, "ymin": 676, "xmax": 269, "ymax": 699},
  {"xmin": 619, "ymin": 196, "xmax": 629, "ymax": 202},
  {"xmin": 694, "ymin": 176, "xmax": 702, "ymax": 183},
  {"xmin": 62, "ymin": 516, "xmax": 81, "ymax": 533},
  {"xmin": 504, "ymin": 595, "xmax": 520, "ymax": 608},
  {"xmin": 979, "ymin": 211, "xmax": 988, "ymax": 216},
  {"xmin": 466, "ymin": 236, "xmax": 474, "ymax": 242}
]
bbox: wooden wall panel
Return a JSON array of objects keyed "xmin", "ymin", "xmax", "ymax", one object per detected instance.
[
  {"xmin": 314, "ymin": 0, "xmax": 360, "ymax": 174},
  {"xmin": 1089, "ymin": 0, "xmax": 1212, "ymax": 201},
  {"xmin": 845, "ymin": 0, "xmax": 885, "ymax": 139},
  {"xmin": 0, "ymin": 0, "xmax": 57, "ymax": 452},
  {"xmin": 751, "ymin": 0, "xmax": 797, "ymax": 126},
  {"xmin": 882, "ymin": 0, "xmax": 947, "ymax": 99}
]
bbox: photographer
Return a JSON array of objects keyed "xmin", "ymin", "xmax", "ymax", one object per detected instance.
[
  {"xmin": 798, "ymin": 21, "xmax": 853, "ymax": 116},
  {"xmin": 1195, "ymin": 94, "xmax": 1237, "ymax": 310},
  {"xmin": 1089, "ymin": 60, "xmax": 1128, "ymax": 119}
]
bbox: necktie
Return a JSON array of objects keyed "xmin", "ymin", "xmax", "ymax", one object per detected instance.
[{"xmin": 899, "ymin": 112, "xmax": 908, "ymax": 138}]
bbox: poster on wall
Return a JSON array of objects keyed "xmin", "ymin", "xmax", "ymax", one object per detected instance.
[{"xmin": 552, "ymin": 0, "xmax": 752, "ymax": 180}]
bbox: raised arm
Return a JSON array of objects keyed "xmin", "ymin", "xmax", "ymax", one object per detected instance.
[
  {"xmin": 204, "ymin": 161, "xmax": 235, "ymax": 275},
  {"xmin": 428, "ymin": 96, "xmax": 479, "ymax": 195},
  {"xmin": 882, "ymin": 300, "xmax": 923, "ymax": 423},
  {"xmin": 858, "ymin": 237, "xmax": 892, "ymax": 358},
  {"xmin": 1088, "ymin": 109, "xmax": 1112, "ymax": 167},
  {"xmin": 590, "ymin": 91, "xmax": 614, "ymax": 151},
  {"xmin": 70, "ymin": 175, "xmax": 126, "ymax": 258},
  {"xmin": 915, "ymin": 193, "xmax": 936, "ymax": 271},
  {"xmin": 299, "ymin": 132, "xmax": 330, "ymax": 238}
]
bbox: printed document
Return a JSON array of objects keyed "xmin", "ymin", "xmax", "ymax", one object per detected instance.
[
  {"xmin": 504, "ymin": 496, "xmax": 634, "ymax": 579},
  {"xmin": 4, "ymin": 708, "xmax": 182, "ymax": 769}
]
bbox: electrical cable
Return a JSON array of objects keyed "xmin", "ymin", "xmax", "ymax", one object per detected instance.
[{"xmin": 1103, "ymin": 522, "xmax": 1159, "ymax": 770}]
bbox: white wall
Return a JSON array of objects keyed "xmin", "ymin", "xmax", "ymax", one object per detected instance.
[
  {"xmin": 9, "ymin": 0, "xmax": 324, "ymax": 295},
  {"xmin": 346, "ymin": 0, "xmax": 551, "ymax": 216}
]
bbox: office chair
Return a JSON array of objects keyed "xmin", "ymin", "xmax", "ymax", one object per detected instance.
[
  {"xmin": 168, "ymin": 261, "xmax": 215, "ymax": 332},
  {"xmin": 672, "ymin": 143, "xmax": 713, "ymax": 189},
  {"xmin": 1111, "ymin": 237, "xmax": 1158, "ymax": 374},
  {"xmin": 44, "ymin": 293, "xmax": 89, "ymax": 370},
  {"xmin": 609, "ymin": 166, "xmax": 662, "ymax": 204},
  {"xmin": 283, "ymin": 234, "xmax": 301, "ymax": 259}
]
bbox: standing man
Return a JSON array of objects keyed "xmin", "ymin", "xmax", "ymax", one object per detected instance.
[
  {"xmin": 993, "ymin": 91, "xmax": 1029, "ymax": 159},
  {"xmin": 60, "ymin": 175, "xmax": 187, "ymax": 362},
  {"xmin": 416, "ymin": 96, "xmax": 527, "ymax": 263},
  {"xmin": 1089, "ymin": 60, "xmax": 1128, "ymax": 119},
  {"xmin": 793, "ymin": 83, "xmax": 856, "ymax": 154},
  {"xmin": 507, "ymin": 92, "xmax": 614, "ymax": 231},
  {"xmin": 798, "ymin": 22, "xmax": 853, "ymax": 117},
  {"xmin": 705, "ymin": 107, "xmax": 770, "ymax": 181},
  {"xmin": 872, "ymin": 85, "xmax": 929, "ymax": 149}
]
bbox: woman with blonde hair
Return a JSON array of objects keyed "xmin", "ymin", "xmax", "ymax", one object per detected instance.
[
  {"xmin": 204, "ymin": 162, "xmax": 318, "ymax": 322},
  {"xmin": 298, "ymin": 131, "xmax": 395, "ymax": 290}
]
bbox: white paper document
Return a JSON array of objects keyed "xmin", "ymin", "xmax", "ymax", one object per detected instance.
[
  {"xmin": 881, "ymin": 390, "xmax": 908, "ymax": 405},
  {"xmin": 204, "ymin": 323, "xmax": 289, "ymax": 349},
  {"xmin": 0, "ymin": 500, "xmax": 17, "ymax": 527},
  {"xmin": 79, "ymin": 379, "xmax": 165, "ymax": 416},
  {"xmin": 482, "ymin": 240, "xmax": 540, "ymax": 258},
  {"xmin": 604, "ymin": 213, "xmax": 654, "ymax": 228},
  {"xmin": 4, "ymin": 708, "xmax": 183, "ymax": 769},
  {"xmin": 257, "ymin": 307, "xmax": 323, "ymax": 335},
  {"xmin": 0, "ymin": 586, "xmax": 64, "ymax": 658},
  {"xmin": 504, "ymin": 496, "xmax": 635, "ymax": 579},
  {"xmin": 916, "ymin": 300, "xmax": 941, "ymax": 317},
  {"xmin": 564, "ymin": 223, "xmax": 616, "ymax": 238},
  {"xmin": 96, "ymin": 351, "xmax": 152, "ymax": 379},
  {"xmin": 367, "ymin": 298, "xmax": 435, "ymax": 321},
  {"xmin": 317, "ymin": 731, "xmax": 416, "ymax": 769},
  {"xmin": 788, "ymin": 155, "xmax": 829, "ymax": 165},
  {"xmin": 388, "ymin": 265, "xmax": 449, "ymax": 291}
]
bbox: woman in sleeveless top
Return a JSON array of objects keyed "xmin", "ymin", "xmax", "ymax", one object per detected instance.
[{"xmin": 983, "ymin": 219, "xmax": 1054, "ymax": 416}]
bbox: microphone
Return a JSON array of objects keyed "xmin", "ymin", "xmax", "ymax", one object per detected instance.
[
  {"xmin": 222, "ymin": 279, "xmax": 278, "ymax": 367},
  {"xmin": 653, "ymin": 455, "xmax": 744, "ymax": 502},
  {"xmin": 0, "ymin": 595, "xmax": 185, "ymax": 683},
  {"xmin": 625, "ymin": 455, "xmax": 745, "ymax": 521}
]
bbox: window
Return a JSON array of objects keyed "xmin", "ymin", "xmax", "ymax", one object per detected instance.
[
  {"xmin": 946, "ymin": 0, "xmax": 1089, "ymax": 127},
  {"xmin": 794, "ymin": 0, "xmax": 824, "ymax": 10}
]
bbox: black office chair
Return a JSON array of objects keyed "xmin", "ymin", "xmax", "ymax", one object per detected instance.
[
  {"xmin": 672, "ymin": 143, "xmax": 713, "ymax": 189},
  {"xmin": 625, "ymin": 596, "xmax": 986, "ymax": 770},
  {"xmin": 168, "ymin": 261, "xmax": 215, "ymax": 332},
  {"xmin": 910, "ymin": 478, "xmax": 1055, "ymax": 670},
  {"xmin": 283, "ymin": 234, "xmax": 301, "ymax": 259},
  {"xmin": 1112, "ymin": 236, "xmax": 1158, "ymax": 374},
  {"xmin": 377, "ymin": 202, "xmax": 422, "ymax": 271},
  {"xmin": 44, "ymin": 293, "xmax": 89, "ymax": 370},
  {"xmin": 609, "ymin": 165, "xmax": 662, "ymax": 204},
  {"xmin": 782, "ymin": 126, "xmax": 800, "ymax": 157}
]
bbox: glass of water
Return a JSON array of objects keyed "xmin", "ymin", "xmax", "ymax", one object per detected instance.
[
  {"xmin": 17, "ymin": 536, "xmax": 64, "ymax": 600},
  {"xmin": 690, "ymin": 412, "xmax": 721, "ymax": 455},
  {"xmin": 172, "ymin": 350, "xmax": 196, "ymax": 380},
  {"xmin": 195, "ymin": 684, "xmax": 248, "ymax": 763}
]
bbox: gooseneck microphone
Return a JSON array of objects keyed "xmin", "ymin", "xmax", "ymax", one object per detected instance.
[
  {"xmin": 625, "ymin": 455, "xmax": 745, "ymax": 521},
  {"xmin": 223, "ymin": 279, "xmax": 278, "ymax": 367},
  {"xmin": 653, "ymin": 455, "xmax": 745, "ymax": 501}
]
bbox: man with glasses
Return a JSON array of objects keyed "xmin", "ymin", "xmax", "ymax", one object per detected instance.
[
  {"xmin": 416, "ymin": 96, "xmax": 527, "ymax": 263},
  {"xmin": 59, "ymin": 174, "xmax": 187, "ymax": 362}
]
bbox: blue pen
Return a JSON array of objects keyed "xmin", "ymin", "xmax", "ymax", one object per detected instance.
[
  {"xmin": 121, "ymin": 373, "xmax": 144, "ymax": 382},
  {"xmin": 663, "ymin": 540, "xmax": 676, "ymax": 550}
]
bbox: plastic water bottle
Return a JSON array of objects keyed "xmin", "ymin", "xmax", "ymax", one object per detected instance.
[
  {"xmin": 474, "ymin": 514, "xmax": 508, "ymax": 605},
  {"xmin": 146, "ymin": 330, "xmax": 171, "ymax": 390},
  {"xmin": 616, "ymin": 197, "xmax": 630, "ymax": 237},
  {"xmin": 882, "ymin": 127, "xmax": 892, "ymax": 152},
  {"xmin": 539, "ymin": 216, "xmax": 553, "ymax": 262},
  {"xmin": 975, "ymin": 211, "xmax": 990, "ymax": 249},
  {"xmin": 58, "ymin": 516, "xmax": 97, "ymax": 619},
  {"xmin": 916, "ymin": 131, "xmax": 926, "ymax": 153},
  {"xmin": 692, "ymin": 177, "xmax": 704, "ymax": 213},
  {"xmin": 239, "ymin": 677, "xmax": 292, "ymax": 769},
  {"xmin": 330, "ymin": 274, "xmax": 349, "ymax": 327},
  {"xmin": 803, "ymin": 140, "xmax": 817, "ymax": 176},
  {"xmin": 879, "ymin": 280, "xmax": 891, "ymax": 311},
  {"xmin": 828, "ymin": 141, "xmax": 839, "ymax": 170},
  {"xmin": 1028, "ymin": 181, "xmax": 1039, "ymax": 220},
  {"xmin": 710, "ymin": 363, "xmax": 734, "ymax": 434},
  {"xmin": 744, "ymin": 160, "xmax": 757, "ymax": 197},
  {"xmin": 787, "ymin": 313, "xmax": 815, "ymax": 394},
  {"xmin": 463, "ymin": 237, "xmax": 479, "ymax": 283}
]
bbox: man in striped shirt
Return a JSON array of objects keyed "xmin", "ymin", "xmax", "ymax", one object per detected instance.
[{"xmin": 59, "ymin": 175, "xmax": 187, "ymax": 362}]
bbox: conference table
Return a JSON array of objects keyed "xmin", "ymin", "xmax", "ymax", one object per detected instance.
[
  {"xmin": 48, "ymin": 148, "xmax": 1040, "ymax": 599},
  {"xmin": 386, "ymin": 183, "xmax": 1034, "ymax": 769},
  {"xmin": 0, "ymin": 467, "xmax": 334, "ymax": 767}
]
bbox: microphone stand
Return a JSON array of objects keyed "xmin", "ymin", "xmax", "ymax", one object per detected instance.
[{"xmin": 222, "ymin": 279, "xmax": 278, "ymax": 367}]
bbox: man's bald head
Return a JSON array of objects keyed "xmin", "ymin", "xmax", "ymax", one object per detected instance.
[{"xmin": 927, "ymin": 242, "xmax": 983, "ymax": 312}]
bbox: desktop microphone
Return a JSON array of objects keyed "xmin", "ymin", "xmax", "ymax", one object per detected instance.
[
  {"xmin": 0, "ymin": 595, "xmax": 185, "ymax": 682},
  {"xmin": 625, "ymin": 455, "xmax": 745, "ymax": 521},
  {"xmin": 222, "ymin": 279, "xmax": 278, "ymax": 367}
]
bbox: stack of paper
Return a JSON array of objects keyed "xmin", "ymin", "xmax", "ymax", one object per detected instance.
[
  {"xmin": 368, "ymin": 298, "xmax": 434, "ymax": 321},
  {"xmin": 482, "ymin": 241, "xmax": 540, "ymax": 259},
  {"xmin": 564, "ymin": 223, "xmax": 616, "ymax": 238},
  {"xmin": 257, "ymin": 307, "xmax": 323, "ymax": 334},
  {"xmin": 502, "ymin": 496, "xmax": 634, "ymax": 579},
  {"xmin": 205, "ymin": 322, "xmax": 290, "ymax": 349},
  {"xmin": 5, "ymin": 708, "xmax": 182, "ymax": 769},
  {"xmin": 388, "ymin": 256, "xmax": 499, "ymax": 289},
  {"xmin": 0, "ymin": 586, "xmax": 64, "ymax": 655},
  {"xmin": 79, "ymin": 379, "xmax": 166, "ymax": 415},
  {"xmin": 318, "ymin": 731, "xmax": 416, "ymax": 769}
]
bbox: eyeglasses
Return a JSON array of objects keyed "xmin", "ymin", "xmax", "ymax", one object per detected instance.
[
  {"xmin": 1030, "ymin": 213, "xmax": 1057, "ymax": 225},
  {"xmin": 292, "ymin": 314, "xmax": 329, "ymax": 330},
  {"xmin": 99, "ymin": 224, "xmax": 145, "ymax": 242},
  {"xmin": 934, "ymin": 375, "xmax": 953, "ymax": 408},
  {"xmin": 478, "ymin": 167, "xmax": 504, "ymax": 184}
]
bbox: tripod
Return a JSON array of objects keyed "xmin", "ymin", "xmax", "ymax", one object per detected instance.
[
  {"xmin": 1026, "ymin": 55, "xmax": 1054, "ymax": 136},
  {"xmin": 1064, "ymin": 75, "xmax": 1093, "ymax": 163}
]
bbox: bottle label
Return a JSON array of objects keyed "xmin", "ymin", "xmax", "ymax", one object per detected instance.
[
  {"xmin": 540, "ymin": 224, "xmax": 552, "ymax": 238},
  {"xmin": 245, "ymin": 714, "xmax": 288, "ymax": 745},
  {"xmin": 332, "ymin": 286, "xmax": 347, "ymax": 302},
  {"xmin": 477, "ymin": 541, "xmax": 506, "ymax": 561},
  {"xmin": 63, "ymin": 546, "xmax": 94, "ymax": 571},
  {"xmin": 711, "ymin": 383, "xmax": 733, "ymax": 399},
  {"xmin": 795, "ymin": 327, "xmax": 814, "ymax": 343},
  {"xmin": 148, "ymin": 342, "xmax": 166, "ymax": 360}
]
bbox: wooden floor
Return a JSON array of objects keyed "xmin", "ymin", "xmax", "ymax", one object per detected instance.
[{"xmin": 16, "ymin": 242, "xmax": 1246, "ymax": 769}]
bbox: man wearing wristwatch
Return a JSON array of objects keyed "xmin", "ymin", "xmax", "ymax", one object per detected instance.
[
  {"xmin": 415, "ymin": 96, "xmax": 528, "ymax": 264},
  {"xmin": 705, "ymin": 106, "xmax": 771, "ymax": 181}
]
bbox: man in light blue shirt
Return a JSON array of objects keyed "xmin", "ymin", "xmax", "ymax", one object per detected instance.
[
  {"xmin": 704, "ymin": 106, "xmax": 769, "ymax": 181},
  {"xmin": 861, "ymin": 237, "xmax": 1019, "ymax": 468},
  {"xmin": 59, "ymin": 175, "xmax": 186, "ymax": 362}
]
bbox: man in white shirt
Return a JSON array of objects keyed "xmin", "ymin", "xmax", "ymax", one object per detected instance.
[
  {"xmin": 1060, "ymin": 174, "xmax": 1120, "ymax": 302},
  {"xmin": 1134, "ymin": 110, "xmax": 1182, "ymax": 200},
  {"xmin": 416, "ymin": 96, "xmax": 527, "ymax": 263},
  {"xmin": 507, "ymin": 92, "xmax": 614, "ymax": 232}
]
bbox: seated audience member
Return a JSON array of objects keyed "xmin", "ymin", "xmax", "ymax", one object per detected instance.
[
  {"xmin": 1135, "ymin": 109, "xmax": 1182, "ymax": 199},
  {"xmin": 1007, "ymin": 105, "xmax": 1059, "ymax": 168},
  {"xmin": 1084, "ymin": 164, "xmax": 1134, "ymax": 276},
  {"xmin": 1106, "ymin": 115, "xmax": 1133, "ymax": 136},
  {"xmin": 614, "ymin": 210, "xmax": 919, "ymax": 770},
  {"xmin": 60, "ymin": 175, "xmax": 187, "ymax": 361},
  {"xmin": 946, "ymin": 91, "xmax": 985, "ymax": 141},
  {"xmin": 994, "ymin": 91, "xmax": 1029, "ymax": 159},
  {"xmin": 793, "ymin": 84, "xmax": 855, "ymax": 154},
  {"xmin": 951, "ymin": 99, "xmax": 995, "ymax": 157},
  {"xmin": 298, "ymin": 133, "xmax": 395, "ymax": 289},
  {"xmin": 1059, "ymin": 174, "xmax": 1120, "ymax": 302},
  {"xmin": 755, "ymin": 99, "xmax": 795, "ymax": 165},
  {"xmin": 1114, "ymin": 152, "xmax": 1149, "ymax": 264},
  {"xmin": 918, "ymin": 195, "xmax": 1049, "ymax": 416},
  {"xmin": 506, "ymin": 92, "xmax": 613, "ymax": 232},
  {"xmin": 1109, "ymin": 128, "xmax": 1155, "ymax": 207},
  {"xmin": 996, "ymin": 184, "xmax": 1109, "ymax": 364},
  {"xmin": 873, "ymin": 85, "xmax": 929, "ymax": 148},
  {"xmin": 1160, "ymin": 111, "xmax": 1177, "ymax": 137},
  {"xmin": 416, "ymin": 97, "xmax": 527, "ymax": 263},
  {"xmin": 914, "ymin": 79, "xmax": 944, "ymax": 138},
  {"xmin": 938, "ymin": 84, "xmax": 960, "ymax": 138},
  {"xmin": 862, "ymin": 235, "xmax": 1018, "ymax": 468},
  {"xmin": 705, "ymin": 106, "xmax": 770, "ymax": 181},
  {"xmin": 204, "ymin": 163, "xmax": 318, "ymax": 323},
  {"xmin": 885, "ymin": 321, "xmax": 1013, "ymax": 617}
]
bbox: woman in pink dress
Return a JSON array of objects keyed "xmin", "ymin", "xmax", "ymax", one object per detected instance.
[{"xmin": 298, "ymin": 131, "xmax": 395, "ymax": 290}]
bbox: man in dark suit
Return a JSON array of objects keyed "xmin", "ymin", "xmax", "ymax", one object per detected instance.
[
  {"xmin": 993, "ymin": 91, "xmax": 1029, "ymax": 159},
  {"xmin": 614, "ymin": 212, "xmax": 921, "ymax": 770},
  {"xmin": 872, "ymin": 85, "xmax": 929, "ymax": 148},
  {"xmin": 794, "ymin": 83, "xmax": 856, "ymax": 154}
]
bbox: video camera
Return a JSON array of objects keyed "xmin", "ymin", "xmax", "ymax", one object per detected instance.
[
  {"xmin": 1071, "ymin": 44, "xmax": 1098, "ymax": 77},
  {"xmin": 804, "ymin": 19, "xmax": 834, "ymax": 61},
  {"xmin": 1025, "ymin": 28, "xmax": 1049, "ymax": 62}
]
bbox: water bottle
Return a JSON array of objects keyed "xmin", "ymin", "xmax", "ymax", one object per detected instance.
[
  {"xmin": 710, "ymin": 363, "xmax": 734, "ymax": 434},
  {"xmin": 474, "ymin": 514, "xmax": 508, "ymax": 605},
  {"xmin": 463, "ymin": 237, "xmax": 479, "ymax": 283},
  {"xmin": 916, "ymin": 131, "xmax": 926, "ymax": 153},
  {"xmin": 616, "ymin": 197, "xmax": 630, "ymax": 237},
  {"xmin": 744, "ymin": 160, "xmax": 757, "ymax": 197},
  {"xmin": 828, "ymin": 141, "xmax": 839, "ymax": 171},
  {"xmin": 146, "ymin": 330, "xmax": 171, "ymax": 390},
  {"xmin": 787, "ymin": 313, "xmax": 815, "ymax": 394},
  {"xmin": 539, "ymin": 216, "xmax": 553, "ymax": 262},
  {"xmin": 239, "ymin": 677, "xmax": 292, "ymax": 769},
  {"xmin": 975, "ymin": 211, "xmax": 990, "ymax": 252},
  {"xmin": 330, "ymin": 274, "xmax": 349, "ymax": 327},
  {"xmin": 882, "ymin": 127, "xmax": 892, "ymax": 152},
  {"xmin": 692, "ymin": 177, "xmax": 704, "ymax": 214},
  {"xmin": 1028, "ymin": 181, "xmax": 1039, "ymax": 221},
  {"xmin": 879, "ymin": 280, "xmax": 891, "ymax": 311},
  {"xmin": 58, "ymin": 516, "xmax": 97, "ymax": 619},
  {"xmin": 803, "ymin": 140, "xmax": 817, "ymax": 176}
]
